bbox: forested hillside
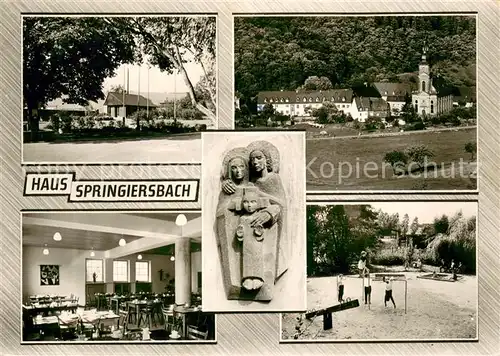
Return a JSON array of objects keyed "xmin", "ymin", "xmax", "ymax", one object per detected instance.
[{"xmin": 234, "ymin": 16, "xmax": 476, "ymax": 103}]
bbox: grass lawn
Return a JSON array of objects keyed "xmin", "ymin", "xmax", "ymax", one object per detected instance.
[
  {"xmin": 282, "ymin": 273, "xmax": 477, "ymax": 341},
  {"xmin": 306, "ymin": 127, "xmax": 477, "ymax": 190}
]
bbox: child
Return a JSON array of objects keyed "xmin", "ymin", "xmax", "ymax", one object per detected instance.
[
  {"xmin": 235, "ymin": 187, "xmax": 270, "ymax": 291},
  {"xmin": 363, "ymin": 270, "xmax": 372, "ymax": 305},
  {"xmin": 384, "ymin": 277, "xmax": 396, "ymax": 308},
  {"xmin": 337, "ymin": 274, "xmax": 344, "ymax": 303},
  {"xmin": 358, "ymin": 251, "xmax": 367, "ymax": 277}
]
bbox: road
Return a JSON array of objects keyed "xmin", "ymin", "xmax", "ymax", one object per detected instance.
[
  {"xmin": 23, "ymin": 136, "xmax": 201, "ymax": 163},
  {"xmin": 307, "ymin": 125, "xmax": 477, "ymax": 141}
]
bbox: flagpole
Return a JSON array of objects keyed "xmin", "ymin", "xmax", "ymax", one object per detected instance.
[
  {"xmin": 137, "ymin": 65, "xmax": 140, "ymax": 111},
  {"xmin": 122, "ymin": 65, "xmax": 126, "ymax": 120},
  {"xmin": 147, "ymin": 64, "xmax": 150, "ymax": 119},
  {"xmin": 174, "ymin": 70, "xmax": 177, "ymax": 122}
]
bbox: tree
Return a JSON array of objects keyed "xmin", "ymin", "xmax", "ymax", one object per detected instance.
[
  {"xmin": 401, "ymin": 214, "xmax": 410, "ymax": 238},
  {"xmin": 410, "ymin": 217, "xmax": 419, "ymax": 235},
  {"xmin": 109, "ymin": 85, "xmax": 126, "ymax": 94},
  {"xmin": 23, "ymin": 17, "xmax": 136, "ymax": 140},
  {"xmin": 301, "ymin": 76, "xmax": 333, "ymax": 90},
  {"xmin": 464, "ymin": 141, "xmax": 477, "ymax": 161},
  {"xmin": 105, "ymin": 16, "xmax": 217, "ymax": 125},
  {"xmin": 383, "ymin": 150, "xmax": 408, "ymax": 175},
  {"xmin": 261, "ymin": 103, "xmax": 275, "ymax": 119},
  {"xmin": 434, "ymin": 214, "xmax": 449, "ymax": 234},
  {"xmin": 400, "ymin": 92, "xmax": 419, "ymax": 124},
  {"xmin": 405, "ymin": 144, "xmax": 435, "ymax": 170}
]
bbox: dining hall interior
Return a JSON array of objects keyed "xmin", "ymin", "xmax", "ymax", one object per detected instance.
[{"xmin": 21, "ymin": 211, "xmax": 215, "ymax": 342}]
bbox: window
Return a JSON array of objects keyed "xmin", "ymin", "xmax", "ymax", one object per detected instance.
[
  {"xmin": 280, "ymin": 98, "xmax": 284, "ymax": 103},
  {"xmin": 303, "ymin": 97, "xmax": 307, "ymax": 102},
  {"xmin": 342, "ymin": 97, "xmax": 346, "ymax": 102},
  {"xmin": 86, "ymin": 259, "xmax": 103, "ymax": 283},
  {"xmin": 415, "ymin": 100, "xmax": 418, "ymax": 112},
  {"xmin": 315, "ymin": 97, "xmax": 320, "ymax": 102},
  {"xmin": 113, "ymin": 260, "xmax": 129, "ymax": 282},
  {"xmin": 296, "ymin": 97, "xmax": 300, "ymax": 102},
  {"xmin": 135, "ymin": 261, "xmax": 150, "ymax": 282},
  {"xmin": 296, "ymin": 105, "xmax": 299, "ymax": 108},
  {"xmin": 264, "ymin": 98, "xmax": 268, "ymax": 103},
  {"xmin": 285, "ymin": 98, "xmax": 289, "ymax": 103},
  {"xmin": 269, "ymin": 98, "xmax": 273, "ymax": 103},
  {"xmin": 308, "ymin": 98, "xmax": 313, "ymax": 102},
  {"xmin": 422, "ymin": 81, "xmax": 426, "ymax": 92},
  {"xmin": 431, "ymin": 100, "xmax": 434, "ymax": 114}
]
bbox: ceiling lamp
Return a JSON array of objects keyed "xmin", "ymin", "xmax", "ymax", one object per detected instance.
[
  {"xmin": 137, "ymin": 254, "xmax": 143, "ymax": 260},
  {"xmin": 118, "ymin": 238, "xmax": 126, "ymax": 247},
  {"xmin": 175, "ymin": 214, "xmax": 187, "ymax": 226},
  {"xmin": 42, "ymin": 244, "xmax": 49, "ymax": 255},
  {"xmin": 170, "ymin": 255, "xmax": 175, "ymax": 262},
  {"xmin": 53, "ymin": 232, "xmax": 62, "ymax": 241}
]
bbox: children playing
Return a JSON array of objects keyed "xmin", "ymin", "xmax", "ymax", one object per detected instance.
[
  {"xmin": 363, "ymin": 270, "xmax": 372, "ymax": 305},
  {"xmin": 383, "ymin": 276, "xmax": 396, "ymax": 308},
  {"xmin": 337, "ymin": 274, "xmax": 344, "ymax": 303}
]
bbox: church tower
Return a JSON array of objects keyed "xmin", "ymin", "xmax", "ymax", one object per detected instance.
[{"xmin": 418, "ymin": 44, "xmax": 430, "ymax": 93}]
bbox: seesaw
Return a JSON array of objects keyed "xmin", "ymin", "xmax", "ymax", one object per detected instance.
[{"xmin": 305, "ymin": 298, "xmax": 360, "ymax": 330}]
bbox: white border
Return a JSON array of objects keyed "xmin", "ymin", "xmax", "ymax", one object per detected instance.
[
  {"xmin": 278, "ymin": 200, "xmax": 479, "ymax": 343},
  {"xmin": 19, "ymin": 209, "xmax": 218, "ymax": 345},
  {"xmin": 200, "ymin": 130, "xmax": 308, "ymax": 312},
  {"xmin": 232, "ymin": 13, "xmax": 479, "ymax": 195},
  {"xmin": 20, "ymin": 14, "xmax": 219, "ymax": 165}
]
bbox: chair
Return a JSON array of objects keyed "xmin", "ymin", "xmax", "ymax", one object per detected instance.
[
  {"xmin": 186, "ymin": 325, "xmax": 209, "ymax": 340},
  {"xmin": 161, "ymin": 306, "xmax": 176, "ymax": 333},
  {"xmin": 57, "ymin": 315, "xmax": 79, "ymax": 340}
]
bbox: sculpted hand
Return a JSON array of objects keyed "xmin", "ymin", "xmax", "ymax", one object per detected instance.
[
  {"xmin": 222, "ymin": 180, "xmax": 236, "ymax": 194},
  {"xmin": 250, "ymin": 211, "xmax": 272, "ymax": 227}
]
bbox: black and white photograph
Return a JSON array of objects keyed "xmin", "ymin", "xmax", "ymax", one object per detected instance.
[
  {"xmin": 201, "ymin": 131, "xmax": 306, "ymax": 312},
  {"xmin": 23, "ymin": 15, "xmax": 216, "ymax": 164},
  {"xmin": 234, "ymin": 15, "xmax": 477, "ymax": 191},
  {"xmin": 281, "ymin": 202, "xmax": 478, "ymax": 341},
  {"xmin": 22, "ymin": 212, "xmax": 216, "ymax": 342}
]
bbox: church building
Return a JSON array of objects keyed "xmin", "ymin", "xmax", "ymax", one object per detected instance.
[{"xmin": 411, "ymin": 46, "xmax": 453, "ymax": 117}]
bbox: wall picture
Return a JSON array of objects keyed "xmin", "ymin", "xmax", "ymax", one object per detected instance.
[{"xmin": 40, "ymin": 265, "xmax": 59, "ymax": 285}]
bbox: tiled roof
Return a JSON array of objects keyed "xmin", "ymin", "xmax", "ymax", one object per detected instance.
[
  {"xmin": 374, "ymin": 82, "xmax": 413, "ymax": 97},
  {"xmin": 354, "ymin": 97, "xmax": 389, "ymax": 112},
  {"xmin": 104, "ymin": 92, "xmax": 157, "ymax": 107},
  {"xmin": 386, "ymin": 95, "xmax": 406, "ymax": 102}
]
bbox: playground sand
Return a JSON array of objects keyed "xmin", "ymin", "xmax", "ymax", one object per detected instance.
[{"xmin": 282, "ymin": 272, "xmax": 477, "ymax": 340}]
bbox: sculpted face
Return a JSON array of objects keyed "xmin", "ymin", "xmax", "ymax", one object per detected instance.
[
  {"xmin": 229, "ymin": 157, "xmax": 246, "ymax": 181},
  {"xmin": 242, "ymin": 192, "xmax": 259, "ymax": 213},
  {"xmin": 250, "ymin": 150, "xmax": 267, "ymax": 172}
]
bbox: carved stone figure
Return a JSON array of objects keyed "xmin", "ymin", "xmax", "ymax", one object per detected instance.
[{"xmin": 216, "ymin": 141, "xmax": 288, "ymax": 301}]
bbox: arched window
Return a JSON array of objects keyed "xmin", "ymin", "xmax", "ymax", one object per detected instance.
[
  {"xmin": 269, "ymin": 98, "xmax": 273, "ymax": 103},
  {"xmin": 264, "ymin": 98, "xmax": 268, "ymax": 103},
  {"xmin": 315, "ymin": 97, "xmax": 320, "ymax": 102},
  {"xmin": 422, "ymin": 81, "xmax": 426, "ymax": 92},
  {"xmin": 285, "ymin": 98, "xmax": 289, "ymax": 103},
  {"xmin": 309, "ymin": 97, "xmax": 313, "ymax": 102},
  {"xmin": 280, "ymin": 98, "xmax": 284, "ymax": 103},
  {"xmin": 415, "ymin": 100, "xmax": 418, "ymax": 112},
  {"xmin": 342, "ymin": 97, "xmax": 346, "ymax": 102},
  {"xmin": 431, "ymin": 100, "xmax": 434, "ymax": 114},
  {"xmin": 303, "ymin": 97, "xmax": 307, "ymax": 102}
]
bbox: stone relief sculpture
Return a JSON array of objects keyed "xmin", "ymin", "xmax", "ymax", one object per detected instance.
[{"xmin": 215, "ymin": 141, "xmax": 288, "ymax": 301}]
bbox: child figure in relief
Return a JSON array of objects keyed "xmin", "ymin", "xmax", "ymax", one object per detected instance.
[{"xmin": 235, "ymin": 187, "xmax": 272, "ymax": 291}]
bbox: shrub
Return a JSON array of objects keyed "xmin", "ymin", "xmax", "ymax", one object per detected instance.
[{"xmin": 371, "ymin": 249, "xmax": 406, "ymax": 266}]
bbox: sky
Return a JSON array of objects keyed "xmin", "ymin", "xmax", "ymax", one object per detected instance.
[
  {"xmin": 369, "ymin": 202, "xmax": 477, "ymax": 224},
  {"xmin": 102, "ymin": 61, "xmax": 204, "ymax": 95}
]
